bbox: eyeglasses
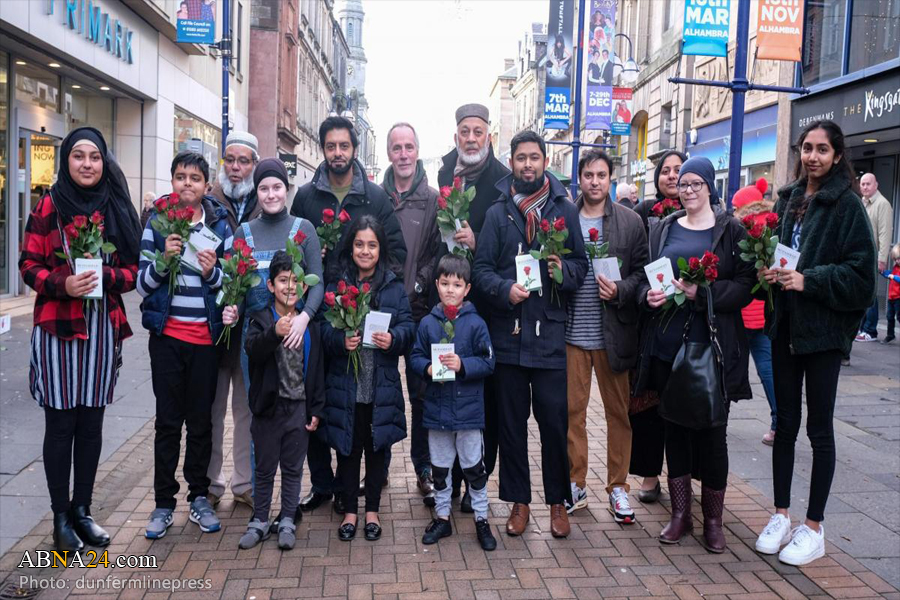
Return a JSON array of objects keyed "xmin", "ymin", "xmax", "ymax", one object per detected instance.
[
  {"xmin": 224, "ymin": 156, "xmax": 253, "ymax": 166},
  {"xmin": 677, "ymin": 181, "xmax": 706, "ymax": 193}
]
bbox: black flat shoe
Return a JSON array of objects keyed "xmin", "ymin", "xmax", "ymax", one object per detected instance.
[
  {"xmin": 299, "ymin": 491, "xmax": 332, "ymax": 512},
  {"xmin": 638, "ymin": 481, "xmax": 662, "ymax": 504},
  {"xmin": 333, "ymin": 494, "xmax": 347, "ymax": 515},
  {"xmin": 53, "ymin": 511, "xmax": 84, "ymax": 553},
  {"xmin": 71, "ymin": 506, "xmax": 110, "ymax": 547},
  {"xmin": 338, "ymin": 522, "xmax": 356, "ymax": 541},
  {"xmin": 364, "ymin": 522, "xmax": 382, "ymax": 541}
]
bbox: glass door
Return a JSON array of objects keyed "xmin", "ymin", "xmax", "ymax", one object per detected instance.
[{"xmin": 16, "ymin": 130, "xmax": 60, "ymax": 295}]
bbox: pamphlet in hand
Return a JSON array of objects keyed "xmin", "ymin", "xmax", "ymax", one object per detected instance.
[
  {"xmin": 644, "ymin": 257, "xmax": 676, "ymax": 297},
  {"xmin": 362, "ymin": 311, "xmax": 392, "ymax": 348},
  {"xmin": 593, "ymin": 257, "xmax": 622, "ymax": 282},
  {"xmin": 773, "ymin": 243, "xmax": 800, "ymax": 271},
  {"xmin": 516, "ymin": 254, "xmax": 542, "ymax": 292},
  {"xmin": 431, "ymin": 342, "xmax": 456, "ymax": 382},
  {"xmin": 182, "ymin": 224, "xmax": 222, "ymax": 274},
  {"xmin": 75, "ymin": 258, "xmax": 103, "ymax": 299},
  {"xmin": 441, "ymin": 218, "xmax": 465, "ymax": 253}
]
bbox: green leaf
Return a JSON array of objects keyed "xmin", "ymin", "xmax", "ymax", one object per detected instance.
[
  {"xmin": 754, "ymin": 242, "xmax": 763, "ymax": 253},
  {"xmin": 598, "ymin": 242, "xmax": 609, "ymax": 255},
  {"xmin": 751, "ymin": 281, "xmax": 761, "ymax": 293},
  {"xmin": 755, "ymin": 259, "xmax": 764, "ymax": 269},
  {"xmin": 304, "ymin": 274, "xmax": 320, "ymax": 286},
  {"xmin": 100, "ymin": 242, "xmax": 117, "ymax": 254},
  {"xmin": 677, "ymin": 257, "xmax": 688, "ymax": 271},
  {"xmin": 674, "ymin": 292, "xmax": 686, "ymax": 306},
  {"xmin": 248, "ymin": 274, "xmax": 261, "ymax": 287},
  {"xmin": 552, "ymin": 265, "xmax": 563, "ymax": 284},
  {"xmin": 529, "ymin": 250, "xmax": 541, "ymax": 260},
  {"xmin": 559, "ymin": 248, "xmax": 571, "ymax": 255},
  {"xmin": 55, "ymin": 251, "xmax": 70, "ymax": 260},
  {"xmin": 617, "ymin": 258, "xmax": 623, "ymax": 268},
  {"xmin": 737, "ymin": 239, "xmax": 749, "ymax": 251}
]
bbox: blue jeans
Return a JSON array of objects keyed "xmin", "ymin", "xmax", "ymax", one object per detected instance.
[
  {"xmin": 860, "ymin": 298, "xmax": 879, "ymax": 338},
  {"xmin": 887, "ymin": 298, "xmax": 899, "ymax": 340},
  {"xmin": 747, "ymin": 329, "xmax": 776, "ymax": 430}
]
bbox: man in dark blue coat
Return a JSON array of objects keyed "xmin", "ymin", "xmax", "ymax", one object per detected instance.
[{"xmin": 472, "ymin": 130, "xmax": 588, "ymax": 538}]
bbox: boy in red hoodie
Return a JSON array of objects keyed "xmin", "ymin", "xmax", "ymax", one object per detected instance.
[{"xmin": 881, "ymin": 243, "xmax": 900, "ymax": 344}]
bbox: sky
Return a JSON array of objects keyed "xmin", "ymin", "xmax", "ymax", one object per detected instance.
[{"xmin": 362, "ymin": 0, "xmax": 549, "ymax": 178}]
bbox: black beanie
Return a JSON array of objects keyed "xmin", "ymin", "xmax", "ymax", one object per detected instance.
[{"xmin": 254, "ymin": 158, "xmax": 289, "ymax": 189}]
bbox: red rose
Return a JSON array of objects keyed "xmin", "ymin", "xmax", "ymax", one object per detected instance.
[
  {"xmin": 656, "ymin": 273, "xmax": 664, "ymax": 282},
  {"xmin": 241, "ymin": 245, "xmax": 252, "ymax": 258},
  {"xmin": 453, "ymin": 176, "xmax": 462, "ymax": 190},
  {"xmin": 224, "ymin": 252, "xmax": 232, "ymax": 261},
  {"xmin": 349, "ymin": 298, "xmax": 357, "ymax": 310},
  {"xmin": 540, "ymin": 219, "xmax": 551, "ymax": 233},
  {"xmin": 166, "ymin": 209, "xmax": 176, "ymax": 221},
  {"xmin": 237, "ymin": 261, "xmax": 248, "ymax": 276},
  {"xmin": 588, "ymin": 228, "xmax": 599, "ymax": 242},
  {"xmin": 293, "ymin": 230, "xmax": 307, "ymax": 245},
  {"xmin": 741, "ymin": 214, "xmax": 755, "ymax": 228},
  {"xmin": 700, "ymin": 251, "xmax": 717, "ymax": 268},
  {"xmin": 322, "ymin": 209, "xmax": 335, "ymax": 224},
  {"xmin": 64, "ymin": 223, "xmax": 79, "ymax": 240},
  {"xmin": 154, "ymin": 198, "xmax": 168, "ymax": 212},
  {"xmin": 324, "ymin": 291, "xmax": 336, "ymax": 307},
  {"xmin": 341, "ymin": 294, "xmax": 351, "ymax": 308},
  {"xmin": 72, "ymin": 215, "xmax": 88, "ymax": 229},
  {"xmin": 524, "ymin": 266, "xmax": 531, "ymax": 275},
  {"xmin": 90, "ymin": 211, "xmax": 103, "ymax": 226},
  {"xmin": 348, "ymin": 285, "xmax": 359, "ymax": 297},
  {"xmin": 780, "ymin": 257, "xmax": 788, "ymax": 268},
  {"xmin": 361, "ymin": 282, "xmax": 371, "ymax": 294},
  {"xmin": 444, "ymin": 304, "xmax": 458, "ymax": 320},
  {"xmin": 183, "ymin": 207, "xmax": 195, "ymax": 220},
  {"xmin": 652, "ymin": 202, "xmax": 664, "ymax": 217},
  {"xmin": 98, "ymin": 224, "xmax": 105, "ymax": 234},
  {"xmin": 168, "ymin": 193, "xmax": 180, "ymax": 206},
  {"xmin": 337, "ymin": 280, "xmax": 347, "ymax": 294},
  {"xmin": 765, "ymin": 212, "xmax": 778, "ymax": 228},
  {"xmin": 704, "ymin": 267, "xmax": 718, "ymax": 281},
  {"xmin": 750, "ymin": 221, "xmax": 764, "ymax": 238},
  {"xmin": 553, "ymin": 217, "xmax": 566, "ymax": 232},
  {"xmin": 689, "ymin": 257, "xmax": 701, "ymax": 270},
  {"xmin": 440, "ymin": 186, "xmax": 452, "ymax": 199},
  {"xmin": 338, "ymin": 209, "xmax": 351, "ymax": 224},
  {"xmin": 437, "ymin": 196, "xmax": 448, "ymax": 210}
]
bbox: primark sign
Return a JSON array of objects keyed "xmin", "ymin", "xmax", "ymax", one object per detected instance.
[{"xmin": 47, "ymin": 0, "xmax": 135, "ymax": 64}]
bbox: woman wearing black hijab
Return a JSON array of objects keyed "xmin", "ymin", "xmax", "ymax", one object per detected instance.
[{"xmin": 19, "ymin": 127, "xmax": 142, "ymax": 553}]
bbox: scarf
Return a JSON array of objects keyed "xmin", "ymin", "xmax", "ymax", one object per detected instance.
[
  {"xmin": 50, "ymin": 127, "xmax": 143, "ymax": 264},
  {"xmin": 383, "ymin": 160, "xmax": 426, "ymax": 205},
  {"xmin": 513, "ymin": 177, "xmax": 551, "ymax": 244},
  {"xmin": 453, "ymin": 144, "xmax": 493, "ymax": 189}
]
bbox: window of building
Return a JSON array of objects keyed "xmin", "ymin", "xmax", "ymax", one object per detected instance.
[
  {"xmin": 801, "ymin": 0, "xmax": 846, "ymax": 86},
  {"xmin": 664, "ymin": 1, "xmax": 678, "ymax": 31},
  {"xmin": 236, "ymin": 2, "xmax": 243, "ymax": 74},
  {"xmin": 64, "ymin": 84, "xmax": 114, "ymax": 145},
  {"xmin": 348, "ymin": 21, "xmax": 353, "ymax": 46},
  {"xmin": 15, "ymin": 62, "xmax": 60, "ymax": 113},
  {"xmin": 173, "ymin": 108, "xmax": 221, "ymax": 158},
  {"xmin": 848, "ymin": 0, "xmax": 900, "ymax": 73}
]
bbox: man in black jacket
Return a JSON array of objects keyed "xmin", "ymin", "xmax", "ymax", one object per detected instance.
[
  {"xmin": 473, "ymin": 131, "xmax": 588, "ymax": 539},
  {"xmin": 290, "ymin": 116, "xmax": 407, "ymax": 514}
]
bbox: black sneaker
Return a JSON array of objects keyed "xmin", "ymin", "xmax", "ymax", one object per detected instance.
[
  {"xmin": 299, "ymin": 491, "xmax": 332, "ymax": 512},
  {"xmin": 880, "ymin": 337, "xmax": 895, "ymax": 345},
  {"xmin": 475, "ymin": 518, "xmax": 497, "ymax": 551},
  {"xmin": 422, "ymin": 518, "xmax": 452, "ymax": 544}
]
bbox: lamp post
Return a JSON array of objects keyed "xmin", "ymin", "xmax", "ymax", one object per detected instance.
[{"xmin": 612, "ymin": 33, "xmax": 639, "ymax": 84}]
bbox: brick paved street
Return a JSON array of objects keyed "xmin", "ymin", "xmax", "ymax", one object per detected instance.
[{"xmin": 1, "ymin": 295, "xmax": 898, "ymax": 599}]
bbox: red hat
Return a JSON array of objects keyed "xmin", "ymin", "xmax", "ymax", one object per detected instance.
[{"xmin": 732, "ymin": 178, "xmax": 768, "ymax": 209}]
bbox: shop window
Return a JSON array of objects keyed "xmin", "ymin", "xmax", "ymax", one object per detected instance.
[
  {"xmin": 64, "ymin": 84, "xmax": 114, "ymax": 146},
  {"xmin": 15, "ymin": 62, "xmax": 60, "ymax": 113},
  {"xmin": 801, "ymin": 0, "xmax": 847, "ymax": 86},
  {"xmin": 848, "ymin": 0, "xmax": 900, "ymax": 73},
  {"xmin": 173, "ymin": 108, "xmax": 221, "ymax": 182}
]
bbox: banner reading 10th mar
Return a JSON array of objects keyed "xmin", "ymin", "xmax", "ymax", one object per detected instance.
[{"xmin": 682, "ymin": 0, "xmax": 731, "ymax": 58}]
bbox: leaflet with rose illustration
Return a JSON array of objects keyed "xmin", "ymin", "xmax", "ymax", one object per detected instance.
[
  {"xmin": 431, "ymin": 343, "xmax": 456, "ymax": 382},
  {"xmin": 644, "ymin": 257, "xmax": 676, "ymax": 297},
  {"xmin": 773, "ymin": 243, "xmax": 800, "ymax": 271},
  {"xmin": 182, "ymin": 224, "xmax": 222, "ymax": 274},
  {"xmin": 515, "ymin": 254, "xmax": 542, "ymax": 292}
]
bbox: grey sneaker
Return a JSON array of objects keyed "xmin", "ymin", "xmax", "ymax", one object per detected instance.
[
  {"xmin": 189, "ymin": 497, "xmax": 221, "ymax": 533},
  {"xmin": 145, "ymin": 508, "xmax": 174, "ymax": 539},
  {"xmin": 238, "ymin": 519, "xmax": 270, "ymax": 549},
  {"xmin": 278, "ymin": 517, "xmax": 297, "ymax": 550},
  {"xmin": 564, "ymin": 483, "xmax": 588, "ymax": 514}
]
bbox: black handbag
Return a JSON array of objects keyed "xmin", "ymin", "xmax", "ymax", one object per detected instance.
[{"xmin": 659, "ymin": 290, "xmax": 729, "ymax": 430}]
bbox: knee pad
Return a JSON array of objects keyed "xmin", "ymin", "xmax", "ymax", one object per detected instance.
[
  {"xmin": 432, "ymin": 465, "xmax": 450, "ymax": 491},
  {"xmin": 462, "ymin": 463, "xmax": 488, "ymax": 491}
]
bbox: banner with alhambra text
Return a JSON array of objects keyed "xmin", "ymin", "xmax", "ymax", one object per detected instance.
[{"xmin": 756, "ymin": 0, "xmax": 804, "ymax": 61}]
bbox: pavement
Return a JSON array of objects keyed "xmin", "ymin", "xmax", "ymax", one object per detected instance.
[{"xmin": 0, "ymin": 293, "xmax": 897, "ymax": 599}]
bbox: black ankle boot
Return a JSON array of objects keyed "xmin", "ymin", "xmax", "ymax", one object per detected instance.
[
  {"xmin": 71, "ymin": 506, "xmax": 110, "ymax": 547},
  {"xmin": 53, "ymin": 511, "xmax": 84, "ymax": 553}
]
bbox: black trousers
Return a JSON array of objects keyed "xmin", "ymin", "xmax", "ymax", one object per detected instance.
[
  {"xmin": 43, "ymin": 406, "xmax": 106, "ymax": 513},
  {"xmin": 452, "ymin": 374, "xmax": 499, "ymax": 491},
  {"xmin": 337, "ymin": 402, "xmax": 387, "ymax": 514},
  {"xmin": 665, "ymin": 422, "xmax": 728, "ymax": 490},
  {"xmin": 772, "ymin": 322, "xmax": 841, "ymax": 523},
  {"xmin": 252, "ymin": 401, "xmax": 309, "ymax": 522},
  {"xmin": 405, "ymin": 352, "xmax": 430, "ymax": 475},
  {"xmin": 495, "ymin": 363, "xmax": 571, "ymax": 505},
  {"xmin": 629, "ymin": 357, "xmax": 669, "ymax": 478},
  {"xmin": 149, "ymin": 334, "xmax": 218, "ymax": 509}
]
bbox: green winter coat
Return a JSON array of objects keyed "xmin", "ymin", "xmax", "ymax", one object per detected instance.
[{"xmin": 765, "ymin": 169, "xmax": 876, "ymax": 355}]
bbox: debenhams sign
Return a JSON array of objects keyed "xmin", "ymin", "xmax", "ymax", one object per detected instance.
[{"xmin": 47, "ymin": 0, "xmax": 135, "ymax": 64}]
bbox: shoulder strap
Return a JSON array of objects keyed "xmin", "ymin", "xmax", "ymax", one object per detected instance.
[
  {"xmin": 241, "ymin": 222, "xmax": 254, "ymax": 248},
  {"xmin": 288, "ymin": 218, "xmax": 303, "ymax": 240}
]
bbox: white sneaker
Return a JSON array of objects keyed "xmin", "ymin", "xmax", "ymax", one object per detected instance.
[
  {"xmin": 854, "ymin": 332, "xmax": 876, "ymax": 342},
  {"xmin": 778, "ymin": 524, "xmax": 826, "ymax": 566},
  {"xmin": 608, "ymin": 488, "xmax": 635, "ymax": 524},
  {"xmin": 564, "ymin": 483, "xmax": 588, "ymax": 514},
  {"xmin": 755, "ymin": 513, "xmax": 792, "ymax": 554}
]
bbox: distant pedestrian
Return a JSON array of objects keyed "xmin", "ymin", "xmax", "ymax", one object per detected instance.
[
  {"xmin": 855, "ymin": 172, "xmax": 893, "ymax": 342},
  {"xmin": 881, "ymin": 244, "xmax": 900, "ymax": 344},
  {"xmin": 616, "ymin": 182, "xmax": 638, "ymax": 209}
]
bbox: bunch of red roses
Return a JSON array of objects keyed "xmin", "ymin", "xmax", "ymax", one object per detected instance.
[
  {"xmin": 215, "ymin": 238, "xmax": 260, "ymax": 348},
  {"xmin": 142, "ymin": 193, "xmax": 196, "ymax": 296},
  {"xmin": 661, "ymin": 251, "xmax": 720, "ymax": 328},
  {"xmin": 530, "ymin": 216, "xmax": 570, "ymax": 305},
  {"xmin": 651, "ymin": 198, "xmax": 682, "ymax": 219},
  {"xmin": 58, "ymin": 211, "xmax": 116, "ymax": 262},
  {"xmin": 316, "ymin": 208, "xmax": 351, "ymax": 252},
  {"xmin": 436, "ymin": 177, "xmax": 476, "ymax": 259},
  {"xmin": 738, "ymin": 211, "xmax": 779, "ymax": 310},
  {"xmin": 323, "ymin": 279, "xmax": 372, "ymax": 379}
]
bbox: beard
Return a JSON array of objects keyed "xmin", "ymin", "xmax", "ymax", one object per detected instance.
[
  {"xmin": 457, "ymin": 143, "xmax": 490, "ymax": 166},
  {"xmin": 218, "ymin": 168, "xmax": 254, "ymax": 200},
  {"xmin": 512, "ymin": 172, "xmax": 545, "ymax": 196},
  {"xmin": 326, "ymin": 157, "xmax": 353, "ymax": 175}
]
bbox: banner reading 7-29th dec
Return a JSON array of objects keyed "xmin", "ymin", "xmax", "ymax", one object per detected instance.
[{"xmin": 544, "ymin": 0, "xmax": 574, "ymax": 130}]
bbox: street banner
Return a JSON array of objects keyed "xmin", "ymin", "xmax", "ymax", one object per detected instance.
[
  {"xmin": 585, "ymin": 0, "xmax": 617, "ymax": 130},
  {"xmin": 176, "ymin": 0, "xmax": 216, "ymax": 44},
  {"xmin": 544, "ymin": 0, "xmax": 575, "ymax": 129},
  {"xmin": 682, "ymin": 0, "xmax": 731, "ymax": 57},
  {"xmin": 757, "ymin": 0, "xmax": 804, "ymax": 61},
  {"xmin": 610, "ymin": 87, "xmax": 633, "ymax": 135}
]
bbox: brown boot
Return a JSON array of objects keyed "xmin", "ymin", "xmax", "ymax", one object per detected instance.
[
  {"xmin": 505, "ymin": 503, "xmax": 530, "ymax": 536},
  {"xmin": 659, "ymin": 475, "xmax": 693, "ymax": 544},
  {"xmin": 701, "ymin": 486, "xmax": 726, "ymax": 553},
  {"xmin": 550, "ymin": 504, "xmax": 570, "ymax": 538}
]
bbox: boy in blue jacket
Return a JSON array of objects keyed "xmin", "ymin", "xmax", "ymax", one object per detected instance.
[{"xmin": 410, "ymin": 255, "xmax": 497, "ymax": 551}]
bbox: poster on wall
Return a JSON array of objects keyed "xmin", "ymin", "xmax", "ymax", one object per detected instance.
[
  {"xmin": 543, "ymin": 0, "xmax": 575, "ymax": 129},
  {"xmin": 756, "ymin": 0, "xmax": 804, "ymax": 61},
  {"xmin": 176, "ymin": 0, "xmax": 216, "ymax": 44},
  {"xmin": 610, "ymin": 88, "xmax": 633, "ymax": 135},
  {"xmin": 682, "ymin": 0, "xmax": 731, "ymax": 57},
  {"xmin": 584, "ymin": 0, "xmax": 617, "ymax": 130}
]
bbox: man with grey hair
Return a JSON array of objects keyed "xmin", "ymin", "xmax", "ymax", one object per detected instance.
[
  {"xmin": 616, "ymin": 182, "xmax": 638, "ymax": 209},
  {"xmin": 856, "ymin": 172, "xmax": 894, "ymax": 343},
  {"xmin": 382, "ymin": 122, "xmax": 442, "ymax": 506},
  {"xmin": 207, "ymin": 130, "xmax": 263, "ymax": 511}
]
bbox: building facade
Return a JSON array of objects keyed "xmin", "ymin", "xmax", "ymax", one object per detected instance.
[
  {"xmin": 1, "ymin": 0, "xmax": 250, "ymax": 297},
  {"xmin": 489, "ymin": 59, "xmax": 516, "ymax": 162},
  {"xmin": 509, "ymin": 24, "xmax": 547, "ymax": 159}
]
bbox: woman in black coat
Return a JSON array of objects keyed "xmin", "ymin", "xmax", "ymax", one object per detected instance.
[
  {"xmin": 633, "ymin": 157, "xmax": 754, "ymax": 553},
  {"xmin": 319, "ymin": 215, "xmax": 415, "ymax": 542}
]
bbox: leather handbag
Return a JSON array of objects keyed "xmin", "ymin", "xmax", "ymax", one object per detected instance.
[{"xmin": 659, "ymin": 290, "xmax": 729, "ymax": 430}]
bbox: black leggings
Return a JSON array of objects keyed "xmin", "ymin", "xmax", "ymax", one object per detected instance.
[
  {"xmin": 772, "ymin": 322, "xmax": 841, "ymax": 523},
  {"xmin": 338, "ymin": 403, "xmax": 387, "ymax": 514},
  {"xmin": 43, "ymin": 406, "xmax": 106, "ymax": 513}
]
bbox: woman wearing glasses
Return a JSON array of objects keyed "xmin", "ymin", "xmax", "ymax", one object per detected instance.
[{"xmin": 633, "ymin": 156, "xmax": 755, "ymax": 553}]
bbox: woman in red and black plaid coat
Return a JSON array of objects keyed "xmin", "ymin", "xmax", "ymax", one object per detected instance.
[{"xmin": 18, "ymin": 127, "xmax": 142, "ymax": 554}]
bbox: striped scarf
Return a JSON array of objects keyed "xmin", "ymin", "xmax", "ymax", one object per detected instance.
[{"xmin": 513, "ymin": 178, "xmax": 551, "ymax": 244}]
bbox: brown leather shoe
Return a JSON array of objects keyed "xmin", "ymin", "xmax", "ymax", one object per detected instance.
[
  {"xmin": 550, "ymin": 504, "xmax": 570, "ymax": 538},
  {"xmin": 506, "ymin": 503, "xmax": 530, "ymax": 536}
]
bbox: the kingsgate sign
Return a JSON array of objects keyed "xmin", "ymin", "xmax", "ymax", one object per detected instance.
[{"xmin": 864, "ymin": 86, "xmax": 900, "ymax": 123}]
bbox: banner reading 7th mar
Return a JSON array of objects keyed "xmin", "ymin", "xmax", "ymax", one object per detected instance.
[
  {"xmin": 544, "ymin": 0, "xmax": 575, "ymax": 129},
  {"xmin": 757, "ymin": 0, "xmax": 804, "ymax": 61}
]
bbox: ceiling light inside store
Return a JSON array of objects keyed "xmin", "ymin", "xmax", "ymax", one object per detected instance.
[
  {"xmin": 71, "ymin": 85, "xmax": 81, "ymax": 89},
  {"xmin": 863, "ymin": 139, "xmax": 878, "ymax": 143},
  {"xmin": 48, "ymin": 63, "xmax": 61, "ymax": 68},
  {"xmin": 100, "ymin": 86, "xmax": 110, "ymax": 91},
  {"xmin": 15, "ymin": 60, "xmax": 26, "ymax": 65}
]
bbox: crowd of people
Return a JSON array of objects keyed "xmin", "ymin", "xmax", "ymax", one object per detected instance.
[{"xmin": 19, "ymin": 105, "xmax": 880, "ymax": 568}]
